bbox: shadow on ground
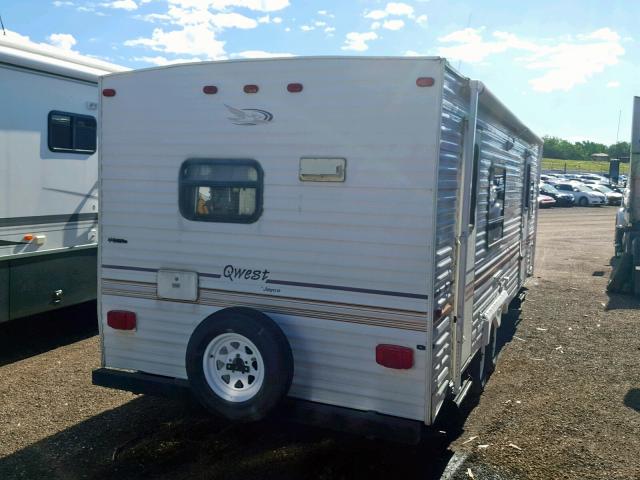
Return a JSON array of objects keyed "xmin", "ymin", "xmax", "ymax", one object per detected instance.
[
  {"xmin": 0, "ymin": 301, "xmax": 97, "ymax": 368},
  {"xmin": 624, "ymin": 388, "xmax": 640, "ymax": 413},
  {"xmin": 0, "ymin": 393, "xmax": 455, "ymax": 480},
  {"xmin": 0, "ymin": 294, "xmax": 528, "ymax": 480}
]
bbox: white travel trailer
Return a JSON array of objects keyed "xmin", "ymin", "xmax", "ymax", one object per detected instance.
[
  {"xmin": 93, "ymin": 57, "xmax": 542, "ymax": 441},
  {"xmin": 0, "ymin": 37, "xmax": 123, "ymax": 322}
]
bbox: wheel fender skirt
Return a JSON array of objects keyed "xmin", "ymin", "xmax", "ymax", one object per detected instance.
[{"xmin": 480, "ymin": 289, "xmax": 510, "ymax": 345}]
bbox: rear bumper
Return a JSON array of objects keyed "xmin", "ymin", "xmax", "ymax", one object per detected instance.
[{"xmin": 92, "ymin": 367, "xmax": 430, "ymax": 444}]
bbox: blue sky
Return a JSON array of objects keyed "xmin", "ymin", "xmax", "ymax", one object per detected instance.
[{"xmin": 3, "ymin": 0, "xmax": 639, "ymax": 144}]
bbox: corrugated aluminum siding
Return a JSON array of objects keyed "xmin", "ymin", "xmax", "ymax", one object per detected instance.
[
  {"xmin": 470, "ymin": 113, "xmax": 540, "ymax": 352},
  {"xmin": 99, "ymin": 58, "xmax": 445, "ymax": 422},
  {"xmin": 430, "ymin": 67, "xmax": 468, "ymax": 420}
]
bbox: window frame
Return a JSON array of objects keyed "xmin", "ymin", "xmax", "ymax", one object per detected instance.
[
  {"xmin": 47, "ymin": 110, "xmax": 97, "ymax": 154},
  {"xmin": 179, "ymin": 158, "xmax": 264, "ymax": 224},
  {"xmin": 486, "ymin": 164, "xmax": 507, "ymax": 248}
]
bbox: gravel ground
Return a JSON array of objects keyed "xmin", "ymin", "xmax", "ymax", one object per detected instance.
[
  {"xmin": 1, "ymin": 206, "xmax": 638, "ymax": 479},
  {"xmin": 451, "ymin": 206, "xmax": 640, "ymax": 480}
]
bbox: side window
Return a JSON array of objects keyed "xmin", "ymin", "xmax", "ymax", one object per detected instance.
[
  {"xmin": 48, "ymin": 111, "xmax": 97, "ymax": 154},
  {"xmin": 487, "ymin": 165, "xmax": 506, "ymax": 247},
  {"xmin": 179, "ymin": 159, "xmax": 263, "ymax": 224}
]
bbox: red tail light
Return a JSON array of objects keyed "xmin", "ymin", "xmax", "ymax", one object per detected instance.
[
  {"xmin": 416, "ymin": 77, "xmax": 435, "ymax": 87},
  {"xmin": 244, "ymin": 84, "xmax": 259, "ymax": 93},
  {"xmin": 102, "ymin": 88, "xmax": 116, "ymax": 97},
  {"xmin": 107, "ymin": 310, "xmax": 136, "ymax": 330},
  {"xmin": 287, "ymin": 83, "xmax": 303, "ymax": 92},
  {"xmin": 376, "ymin": 344, "xmax": 414, "ymax": 369},
  {"xmin": 203, "ymin": 85, "xmax": 218, "ymax": 94}
]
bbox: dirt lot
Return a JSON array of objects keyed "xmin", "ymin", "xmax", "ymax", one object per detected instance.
[{"xmin": 1, "ymin": 206, "xmax": 639, "ymax": 480}]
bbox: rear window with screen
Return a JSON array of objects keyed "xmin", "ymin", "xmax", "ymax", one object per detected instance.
[
  {"xmin": 179, "ymin": 159, "xmax": 263, "ymax": 224},
  {"xmin": 48, "ymin": 111, "xmax": 97, "ymax": 154}
]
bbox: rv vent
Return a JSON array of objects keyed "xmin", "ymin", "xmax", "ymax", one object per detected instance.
[{"xmin": 299, "ymin": 158, "xmax": 346, "ymax": 182}]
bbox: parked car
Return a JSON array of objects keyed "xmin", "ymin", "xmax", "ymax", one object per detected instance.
[
  {"xmin": 538, "ymin": 194, "xmax": 556, "ymax": 208},
  {"xmin": 540, "ymin": 183, "xmax": 575, "ymax": 207},
  {"xmin": 591, "ymin": 184, "xmax": 623, "ymax": 205},
  {"xmin": 580, "ymin": 174, "xmax": 610, "ymax": 185},
  {"xmin": 555, "ymin": 183, "xmax": 607, "ymax": 206}
]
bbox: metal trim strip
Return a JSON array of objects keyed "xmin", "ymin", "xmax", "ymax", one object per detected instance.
[{"xmin": 0, "ymin": 213, "xmax": 98, "ymax": 227}]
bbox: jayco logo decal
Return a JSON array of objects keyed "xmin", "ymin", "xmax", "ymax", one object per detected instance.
[{"xmin": 225, "ymin": 104, "xmax": 273, "ymax": 126}]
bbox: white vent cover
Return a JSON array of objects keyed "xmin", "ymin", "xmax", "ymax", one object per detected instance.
[{"xmin": 299, "ymin": 157, "xmax": 346, "ymax": 182}]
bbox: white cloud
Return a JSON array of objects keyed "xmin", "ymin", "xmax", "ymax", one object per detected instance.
[
  {"xmin": 364, "ymin": 10, "xmax": 387, "ymax": 20},
  {"xmin": 342, "ymin": 31, "xmax": 378, "ymax": 52},
  {"xmin": 365, "ymin": 2, "xmax": 414, "ymax": 20},
  {"xmin": 102, "ymin": 0, "xmax": 138, "ymax": 10},
  {"xmin": 125, "ymin": 25, "xmax": 226, "ymax": 59},
  {"xmin": 383, "ymin": 19, "xmax": 404, "ymax": 30},
  {"xmin": 314, "ymin": 20, "xmax": 327, "ymax": 27},
  {"xmin": 53, "ymin": 1, "xmax": 74, "ymax": 6},
  {"xmin": 272, "ymin": 16, "xmax": 282, "ymax": 23},
  {"xmin": 416, "ymin": 14, "xmax": 427, "ymax": 26},
  {"xmin": 300, "ymin": 25, "xmax": 314, "ymax": 31},
  {"xmin": 317, "ymin": 9, "xmax": 334, "ymax": 18},
  {"xmin": 607, "ymin": 80, "xmax": 621, "ymax": 88},
  {"xmin": 169, "ymin": 0, "xmax": 290, "ymax": 12},
  {"xmin": 231, "ymin": 50, "xmax": 294, "ymax": 58},
  {"xmin": 47, "ymin": 33, "xmax": 77, "ymax": 51},
  {"xmin": 138, "ymin": 13, "xmax": 172, "ymax": 22},
  {"xmin": 370, "ymin": 22, "xmax": 381, "ymax": 30},
  {"xmin": 324, "ymin": 26, "xmax": 335, "ymax": 34},
  {"xmin": 437, "ymin": 26, "xmax": 625, "ymax": 92},
  {"xmin": 134, "ymin": 55, "xmax": 202, "ymax": 65},
  {"xmin": 385, "ymin": 2, "xmax": 414, "ymax": 17},
  {"xmin": 258, "ymin": 14, "xmax": 270, "ymax": 23}
]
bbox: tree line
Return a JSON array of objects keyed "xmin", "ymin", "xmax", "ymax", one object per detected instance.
[{"xmin": 542, "ymin": 136, "xmax": 630, "ymax": 161}]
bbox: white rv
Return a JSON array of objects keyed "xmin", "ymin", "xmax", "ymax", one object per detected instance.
[
  {"xmin": 0, "ymin": 37, "xmax": 123, "ymax": 322},
  {"xmin": 93, "ymin": 57, "xmax": 542, "ymax": 441}
]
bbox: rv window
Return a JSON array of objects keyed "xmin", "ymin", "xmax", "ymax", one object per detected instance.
[
  {"xmin": 48, "ymin": 111, "xmax": 97, "ymax": 154},
  {"xmin": 487, "ymin": 166, "xmax": 506, "ymax": 247},
  {"xmin": 179, "ymin": 159, "xmax": 263, "ymax": 224}
]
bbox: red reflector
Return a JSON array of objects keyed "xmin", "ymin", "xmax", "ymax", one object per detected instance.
[
  {"xmin": 244, "ymin": 84, "xmax": 259, "ymax": 93},
  {"xmin": 287, "ymin": 82, "xmax": 303, "ymax": 92},
  {"xmin": 376, "ymin": 344, "xmax": 414, "ymax": 369},
  {"xmin": 102, "ymin": 88, "xmax": 116, "ymax": 97},
  {"xmin": 107, "ymin": 310, "xmax": 136, "ymax": 330},
  {"xmin": 416, "ymin": 77, "xmax": 435, "ymax": 87},
  {"xmin": 203, "ymin": 85, "xmax": 218, "ymax": 94}
]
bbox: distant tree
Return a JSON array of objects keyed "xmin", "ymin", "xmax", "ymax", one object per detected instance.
[
  {"xmin": 542, "ymin": 136, "xmax": 630, "ymax": 161},
  {"xmin": 608, "ymin": 141, "xmax": 631, "ymax": 160}
]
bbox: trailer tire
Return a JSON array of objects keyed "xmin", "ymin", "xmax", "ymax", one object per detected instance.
[{"xmin": 186, "ymin": 307, "xmax": 294, "ymax": 422}]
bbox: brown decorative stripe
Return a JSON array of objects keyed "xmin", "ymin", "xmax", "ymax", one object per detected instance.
[
  {"xmin": 474, "ymin": 244, "xmax": 520, "ymax": 288},
  {"xmin": 102, "ymin": 279, "xmax": 427, "ymax": 332},
  {"xmin": 266, "ymin": 278, "xmax": 428, "ymax": 300},
  {"xmin": 101, "ymin": 265, "xmax": 426, "ymax": 300}
]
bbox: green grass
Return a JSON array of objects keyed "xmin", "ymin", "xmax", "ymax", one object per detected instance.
[{"xmin": 542, "ymin": 158, "xmax": 630, "ymax": 174}]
